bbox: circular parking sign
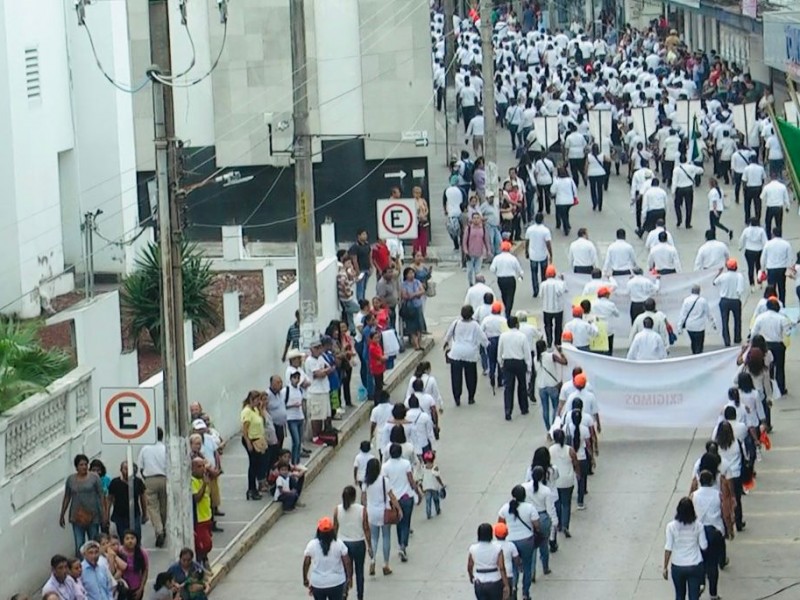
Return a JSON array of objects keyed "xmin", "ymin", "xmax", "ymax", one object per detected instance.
[
  {"xmin": 380, "ymin": 202, "xmax": 414, "ymax": 236},
  {"xmin": 103, "ymin": 391, "xmax": 153, "ymax": 441}
]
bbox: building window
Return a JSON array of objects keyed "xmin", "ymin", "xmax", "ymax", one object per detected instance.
[{"xmin": 25, "ymin": 47, "xmax": 41, "ymax": 100}]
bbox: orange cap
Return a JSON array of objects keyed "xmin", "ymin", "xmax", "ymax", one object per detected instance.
[
  {"xmin": 561, "ymin": 331, "xmax": 574, "ymax": 342},
  {"xmin": 317, "ymin": 517, "xmax": 334, "ymax": 532},
  {"xmin": 597, "ymin": 286, "xmax": 610, "ymax": 297},
  {"xmin": 493, "ymin": 522, "xmax": 509, "ymax": 538},
  {"xmin": 501, "ymin": 241, "xmax": 512, "ymax": 252},
  {"xmin": 726, "ymin": 258, "xmax": 738, "ymax": 270},
  {"xmin": 545, "ymin": 265, "xmax": 557, "ymax": 277},
  {"xmin": 491, "ymin": 301, "xmax": 504, "ymax": 314},
  {"xmin": 574, "ymin": 373, "xmax": 587, "ymax": 388},
  {"xmin": 572, "ymin": 305, "xmax": 584, "ymax": 317}
]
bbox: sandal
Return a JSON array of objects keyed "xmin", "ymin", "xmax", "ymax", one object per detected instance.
[
  {"xmin": 369, "ymin": 561, "xmax": 375, "ymax": 576},
  {"xmin": 383, "ymin": 566, "xmax": 393, "ymax": 576}
]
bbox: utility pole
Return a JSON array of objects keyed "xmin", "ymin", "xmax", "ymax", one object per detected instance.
[
  {"xmin": 290, "ymin": 0, "xmax": 319, "ymax": 349},
  {"xmin": 444, "ymin": 0, "xmax": 459, "ymax": 162},
  {"xmin": 149, "ymin": 0, "xmax": 194, "ymax": 558},
  {"xmin": 479, "ymin": 0, "xmax": 497, "ymax": 165}
]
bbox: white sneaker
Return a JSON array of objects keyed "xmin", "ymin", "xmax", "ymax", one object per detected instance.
[{"xmin": 577, "ymin": 503, "xmax": 586, "ymax": 510}]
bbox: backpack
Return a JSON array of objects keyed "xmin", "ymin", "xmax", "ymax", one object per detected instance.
[{"xmin": 462, "ymin": 159, "xmax": 475, "ymax": 184}]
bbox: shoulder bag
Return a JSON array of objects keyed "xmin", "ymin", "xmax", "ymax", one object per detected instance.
[
  {"xmin": 444, "ymin": 320, "xmax": 458, "ymax": 364},
  {"xmin": 382, "ymin": 478, "xmax": 401, "ymax": 524},
  {"xmin": 680, "ymin": 297, "xmax": 700, "ymax": 331}
]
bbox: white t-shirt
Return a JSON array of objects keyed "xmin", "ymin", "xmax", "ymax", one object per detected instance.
[
  {"xmin": 362, "ymin": 476, "xmax": 390, "ymax": 526},
  {"xmin": 303, "ymin": 538, "xmax": 348, "ymax": 588},
  {"xmin": 274, "ymin": 474, "xmax": 291, "ymax": 500},
  {"xmin": 353, "ymin": 451, "xmax": 373, "ymax": 483},
  {"xmin": 304, "ymin": 355, "xmax": 331, "ymax": 394},
  {"xmin": 664, "ymin": 520, "xmax": 706, "ymax": 567},
  {"xmin": 525, "ymin": 224, "xmax": 552, "ymax": 262},
  {"xmin": 284, "ymin": 384, "xmax": 305, "ymax": 421},
  {"xmin": 468, "ymin": 542, "xmax": 503, "ymax": 583},
  {"xmin": 497, "ymin": 501, "xmax": 539, "ymax": 541},
  {"xmin": 381, "ymin": 458, "xmax": 415, "ymax": 500}
]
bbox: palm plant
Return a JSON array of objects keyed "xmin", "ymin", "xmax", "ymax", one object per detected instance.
[
  {"xmin": 121, "ymin": 240, "xmax": 219, "ymax": 352},
  {"xmin": 0, "ymin": 319, "xmax": 72, "ymax": 413}
]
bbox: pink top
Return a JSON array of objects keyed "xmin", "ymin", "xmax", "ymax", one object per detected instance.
[{"xmin": 462, "ymin": 223, "xmax": 490, "ymax": 258}]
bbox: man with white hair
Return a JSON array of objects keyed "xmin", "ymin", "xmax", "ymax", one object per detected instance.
[
  {"xmin": 516, "ymin": 309, "xmax": 543, "ymax": 403},
  {"xmin": 464, "ymin": 274, "xmax": 494, "ymax": 311},
  {"xmin": 630, "ymin": 166, "xmax": 654, "ymax": 234},
  {"xmin": 676, "ymin": 284, "xmax": 712, "ymax": 354},
  {"xmin": 627, "ymin": 317, "xmax": 667, "ymax": 360}
]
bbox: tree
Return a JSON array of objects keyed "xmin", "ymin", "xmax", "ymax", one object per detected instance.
[
  {"xmin": 121, "ymin": 241, "xmax": 219, "ymax": 352},
  {"xmin": 0, "ymin": 320, "xmax": 72, "ymax": 413}
]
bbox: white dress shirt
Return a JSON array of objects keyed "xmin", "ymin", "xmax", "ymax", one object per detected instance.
[
  {"xmin": 490, "ymin": 253, "xmax": 524, "ymax": 278},
  {"xmin": 707, "ymin": 187, "xmax": 725, "ymax": 213},
  {"xmin": 627, "ymin": 275, "xmax": 659, "ymax": 302},
  {"xmin": 630, "ymin": 310, "xmax": 669, "ymax": 344},
  {"xmin": 592, "ymin": 297, "xmax": 620, "ymax": 335},
  {"xmin": 731, "ymin": 149, "xmax": 755, "ymax": 174},
  {"xmin": 551, "ymin": 177, "xmax": 578, "ymax": 205},
  {"xmin": 760, "ymin": 237, "xmax": 793, "ymax": 270},
  {"xmin": 445, "ymin": 186, "xmax": 464, "ymax": 217},
  {"xmin": 713, "ymin": 271, "xmax": 746, "ymax": 299},
  {"xmin": 648, "ymin": 242, "xmax": 682, "ymax": 272},
  {"xmin": 630, "ymin": 168, "xmax": 653, "ymax": 199},
  {"xmin": 739, "ymin": 225, "xmax": 767, "ymax": 252},
  {"xmin": 603, "ymin": 240, "xmax": 637, "ymax": 273},
  {"xmin": 742, "ymin": 163, "xmax": 766, "ymax": 188},
  {"xmin": 692, "ymin": 487, "xmax": 724, "ymax": 534},
  {"xmin": 582, "ymin": 277, "xmax": 617, "ymax": 296},
  {"xmin": 444, "ymin": 318, "xmax": 489, "ymax": 362},
  {"xmin": 751, "ymin": 310, "xmax": 792, "ymax": 342},
  {"xmin": 568, "ymin": 237, "xmax": 598, "ymax": 268},
  {"xmin": 645, "ymin": 226, "xmax": 674, "ymax": 250},
  {"xmin": 671, "ymin": 162, "xmax": 703, "ymax": 192},
  {"xmin": 540, "ymin": 278, "xmax": 567, "ymax": 313},
  {"xmin": 677, "ymin": 294, "xmax": 710, "ymax": 333},
  {"xmin": 693, "ymin": 240, "xmax": 729, "ymax": 271},
  {"xmin": 563, "ymin": 318, "xmax": 598, "ymax": 348},
  {"xmin": 627, "ymin": 329, "xmax": 667, "ymax": 360},
  {"xmin": 466, "ymin": 115, "xmax": 485, "ymax": 137},
  {"xmin": 138, "ymin": 441, "xmax": 167, "ymax": 477},
  {"xmin": 498, "ymin": 329, "xmax": 533, "ymax": 371},
  {"xmin": 565, "ymin": 131, "xmax": 587, "ymax": 158},
  {"xmin": 481, "ymin": 314, "xmax": 506, "ymax": 338},
  {"xmin": 464, "ymin": 282, "xmax": 494, "ymax": 310},
  {"xmin": 641, "ymin": 187, "xmax": 668, "ymax": 220},
  {"xmin": 525, "ymin": 223, "xmax": 552, "ymax": 261},
  {"xmin": 761, "ymin": 180, "xmax": 790, "ymax": 208},
  {"xmin": 664, "ymin": 520, "xmax": 707, "ymax": 566}
]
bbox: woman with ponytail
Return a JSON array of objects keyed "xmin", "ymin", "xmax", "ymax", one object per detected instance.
[
  {"xmin": 497, "ymin": 485, "xmax": 540, "ymax": 600},
  {"xmin": 707, "ymin": 177, "xmax": 733, "ymax": 239},
  {"xmin": 563, "ymin": 408, "xmax": 591, "ymax": 510},
  {"xmin": 523, "ymin": 466, "xmax": 558, "ymax": 580},
  {"xmin": 334, "ymin": 486, "xmax": 370, "ymax": 600},
  {"xmin": 549, "ymin": 429, "xmax": 579, "ymax": 538}
]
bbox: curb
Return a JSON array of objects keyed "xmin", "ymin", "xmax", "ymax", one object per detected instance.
[{"xmin": 205, "ymin": 336, "xmax": 435, "ymax": 591}]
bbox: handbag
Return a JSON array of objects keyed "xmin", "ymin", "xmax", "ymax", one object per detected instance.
[
  {"xmin": 425, "ymin": 281, "xmax": 437, "ymax": 297},
  {"xmin": 382, "ymin": 478, "xmax": 401, "ymax": 525},
  {"xmin": 72, "ymin": 506, "xmax": 95, "ymax": 528},
  {"xmin": 438, "ymin": 486, "xmax": 447, "ymax": 500},
  {"xmin": 444, "ymin": 320, "xmax": 459, "ymax": 364}
]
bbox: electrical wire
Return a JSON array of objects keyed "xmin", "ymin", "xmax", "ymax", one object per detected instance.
[
  {"xmin": 82, "ymin": 19, "xmax": 150, "ymax": 93},
  {"xmin": 150, "ymin": 21, "xmax": 227, "ymax": 88}
]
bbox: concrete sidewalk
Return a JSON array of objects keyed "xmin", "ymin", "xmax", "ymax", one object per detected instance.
[{"xmin": 137, "ymin": 337, "xmax": 434, "ymax": 588}]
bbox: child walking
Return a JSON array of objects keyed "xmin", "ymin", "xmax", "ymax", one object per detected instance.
[
  {"xmin": 353, "ymin": 440, "xmax": 374, "ymax": 487},
  {"xmin": 421, "ymin": 451, "xmax": 445, "ymax": 519}
]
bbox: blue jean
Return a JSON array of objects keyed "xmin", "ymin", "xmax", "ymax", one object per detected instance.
[
  {"xmin": 341, "ymin": 299, "xmax": 360, "ymax": 334},
  {"xmin": 466, "ymin": 255, "xmax": 483, "ymax": 286},
  {"xmin": 425, "ymin": 490, "xmax": 440, "ymax": 517},
  {"xmin": 539, "ymin": 386, "xmax": 559, "ymax": 430},
  {"xmin": 396, "ymin": 496, "xmax": 414, "ymax": 549},
  {"xmin": 356, "ymin": 271, "xmax": 369, "ymax": 302},
  {"xmin": 486, "ymin": 224, "xmax": 501, "ymax": 256},
  {"xmin": 369, "ymin": 523, "xmax": 392, "ymax": 563},
  {"xmin": 72, "ymin": 522, "xmax": 100, "ymax": 557},
  {"xmin": 287, "ymin": 419, "xmax": 304, "ymax": 465},
  {"xmin": 511, "ymin": 535, "xmax": 535, "ymax": 597},
  {"xmin": 479, "ymin": 346, "xmax": 489, "ymax": 373},
  {"xmin": 532, "ymin": 512, "xmax": 552, "ymax": 578},
  {"xmin": 557, "ymin": 486, "xmax": 574, "ymax": 531},
  {"xmin": 529, "ymin": 259, "xmax": 548, "ymax": 297},
  {"xmin": 671, "ymin": 562, "xmax": 705, "ymax": 600}
]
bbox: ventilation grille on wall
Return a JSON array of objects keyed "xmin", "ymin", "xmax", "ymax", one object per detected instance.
[{"xmin": 25, "ymin": 47, "xmax": 41, "ymax": 100}]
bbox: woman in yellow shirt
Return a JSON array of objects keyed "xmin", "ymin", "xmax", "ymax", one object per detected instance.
[{"xmin": 241, "ymin": 390, "xmax": 266, "ymax": 500}]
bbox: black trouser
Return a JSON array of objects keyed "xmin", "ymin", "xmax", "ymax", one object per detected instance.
[
  {"xmin": 709, "ymin": 211, "xmax": 731, "ymax": 236},
  {"xmin": 462, "ymin": 105, "xmax": 477, "ymax": 132},
  {"xmin": 311, "ymin": 584, "xmax": 345, "ymax": 600},
  {"xmin": 502, "ymin": 358, "xmax": 529, "ymax": 418},
  {"xmin": 473, "ymin": 579, "xmax": 504, "ymax": 600},
  {"xmin": 744, "ymin": 186, "xmax": 762, "ymax": 224},
  {"xmin": 731, "ymin": 476, "xmax": 745, "ymax": 530},
  {"xmin": 643, "ymin": 208, "xmax": 665, "ymax": 233},
  {"xmin": 543, "ymin": 311, "xmax": 563, "ymax": 347},
  {"xmin": 537, "ymin": 186, "xmax": 552, "ymax": 213},
  {"xmin": 450, "ymin": 360, "xmax": 478, "ymax": 405},
  {"xmin": 568, "ymin": 158, "xmax": 586, "ymax": 186},
  {"xmin": 436, "ymin": 87, "xmax": 444, "ymax": 111},
  {"xmin": 589, "ymin": 175, "xmax": 604, "ymax": 210},
  {"xmin": 573, "ymin": 265, "xmax": 593, "ymax": 274},
  {"xmin": 634, "ymin": 195, "xmax": 643, "ymax": 231},
  {"xmin": 719, "ymin": 298, "xmax": 742, "ymax": 346},
  {"xmin": 606, "ymin": 334, "xmax": 614, "ymax": 356},
  {"xmin": 765, "ymin": 206, "xmax": 784, "ymax": 238},
  {"xmin": 497, "ymin": 276, "xmax": 517, "ymax": 317},
  {"xmin": 662, "ymin": 160, "xmax": 675, "ymax": 186},
  {"xmin": 767, "ymin": 268, "xmax": 787, "ymax": 304},
  {"xmin": 733, "ymin": 171, "xmax": 743, "ymax": 203},
  {"xmin": 242, "ymin": 437, "xmax": 266, "ymax": 493},
  {"xmin": 767, "ymin": 341, "xmax": 787, "ymax": 394},
  {"xmin": 719, "ymin": 159, "xmax": 731, "ymax": 184},
  {"xmin": 555, "ymin": 204, "xmax": 571, "ymax": 235},
  {"xmin": 630, "ymin": 301, "xmax": 645, "ymax": 324},
  {"xmin": 744, "ymin": 249, "xmax": 761, "ymax": 285},
  {"xmin": 343, "ymin": 540, "xmax": 366, "ymax": 600},
  {"xmin": 508, "ymin": 124, "xmax": 518, "ymax": 149},
  {"xmin": 603, "ymin": 160, "xmax": 611, "ymax": 190},
  {"xmin": 674, "ymin": 186, "xmax": 694, "ymax": 227},
  {"xmin": 372, "ymin": 372, "xmax": 384, "ymax": 401},
  {"xmin": 340, "ymin": 361, "xmax": 353, "ymax": 406},
  {"xmin": 702, "ymin": 526, "xmax": 726, "ymax": 598},
  {"xmin": 688, "ymin": 331, "xmax": 705, "ymax": 354}
]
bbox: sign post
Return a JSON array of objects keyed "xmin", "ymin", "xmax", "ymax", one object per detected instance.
[
  {"xmin": 101, "ymin": 388, "xmax": 157, "ymax": 535},
  {"xmin": 376, "ymin": 199, "xmax": 418, "ymax": 240}
]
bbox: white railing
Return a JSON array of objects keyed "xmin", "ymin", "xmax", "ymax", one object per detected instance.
[{"xmin": 0, "ymin": 367, "xmax": 93, "ymax": 481}]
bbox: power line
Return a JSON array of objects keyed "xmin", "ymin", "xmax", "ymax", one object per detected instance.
[{"xmin": 150, "ymin": 21, "xmax": 228, "ymax": 89}]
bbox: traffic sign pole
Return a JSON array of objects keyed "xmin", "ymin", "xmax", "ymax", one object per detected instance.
[{"xmin": 128, "ymin": 443, "xmax": 135, "ymax": 535}]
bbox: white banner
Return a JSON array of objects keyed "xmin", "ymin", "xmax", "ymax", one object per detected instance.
[
  {"xmin": 561, "ymin": 270, "xmax": 722, "ymax": 340},
  {"xmin": 533, "ymin": 116, "xmax": 559, "ymax": 149},
  {"xmin": 588, "ymin": 109, "xmax": 613, "ymax": 145},
  {"xmin": 562, "ymin": 346, "xmax": 741, "ymax": 428}
]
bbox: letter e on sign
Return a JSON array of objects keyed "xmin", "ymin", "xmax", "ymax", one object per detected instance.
[{"xmin": 100, "ymin": 388, "xmax": 157, "ymax": 445}]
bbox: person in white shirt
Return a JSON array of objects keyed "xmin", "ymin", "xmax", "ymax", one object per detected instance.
[
  {"xmin": 706, "ymin": 178, "xmax": 733, "ymax": 240},
  {"xmin": 672, "ymin": 155, "xmax": 704, "ymax": 229},
  {"xmin": 714, "ymin": 258, "xmax": 746, "ymax": 347},
  {"xmin": 630, "ymin": 166, "xmax": 654, "ymax": 234},
  {"xmin": 662, "ymin": 497, "xmax": 708, "ymax": 600},
  {"xmin": 645, "ymin": 219, "xmax": 675, "ymax": 250},
  {"xmin": 627, "ymin": 268, "xmax": 660, "ymax": 323},
  {"xmin": 648, "ymin": 231, "xmax": 682, "ymax": 274},
  {"xmin": 627, "ymin": 317, "xmax": 667, "ymax": 360},
  {"xmin": 467, "ymin": 524, "xmax": 510, "ymax": 599},
  {"xmin": 760, "ymin": 228, "xmax": 793, "ymax": 303},
  {"xmin": 741, "ymin": 156, "xmax": 766, "ymax": 225},
  {"xmin": 585, "ymin": 144, "xmax": 607, "ymax": 210},
  {"xmin": 765, "ymin": 133, "xmax": 785, "ymax": 179},
  {"xmin": 564, "ymin": 125, "xmax": 588, "ymax": 187},
  {"xmin": 497, "ymin": 486, "xmax": 540, "ymax": 599},
  {"xmin": 534, "ymin": 153, "xmax": 556, "ymax": 213},
  {"xmin": 690, "ymin": 471, "xmax": 727, "ymax": 600},
  {"xmin": 137, "ymin": 428, "xmax": 167, "ymax": 546},
  {"xmin": 443, "ymin": 305, "xmax": 489, "ymax": 406},
  {"xmin": 731, "ymin": 143, "xmax": 755, "ymax": 205},
  {"xmin": 459, "ymin": 76, "xmax": 479, "ymax": 132},
  {"xmin": 604, "ymin": 229, "xmax": 638, "ymax": 276},
  {"xmin": 464, "ymin": 275, "xmax": 494, "ymax": 311},
  {"xmin": 525, "ymin": 213, "xmax": 552, "ymax": 297},
  {"xmin": 563, "ymin": 305, "xmax": 599, "ymax": 351},
  {"xmin": 676, "ymin": 285, "xmax": 712, "ymax": 354},
  {"xmin": 661, "ymin": 128, "xmax": 682, "ymax": 186},
  {"xmin": 567, "ymin": 228, "xmax": 598, "ymax": 274},
  {"xmin": 751, "ymin": 299, "xmax": 793, "ymax": 394},
  {"xmin": 303, "ymin": 517, "xmax": 352, "ymax": 595},
  {"xmin": 465, "ymin": 110, "xmax": 485, "ymax": 157},
  {"xmin": 581, "ymin": 268, "xmax": 617, "ymax": 296},
  {"xmin": 483, "ymin": 301, "xmax": 507, "ymax": 389},
  {"xmin": 694, "ymin": 228, "xmax": 730, "ymax": 271},
  {"xmin": 716, "ymin": 129, "xmax": 737, "ymax": 185},
  {"xmin": 639, "ymin": 178, "xmax": 669, "ymax": 236},
  {"xmin": 490, "ymin": 241, "xmax": 524, "ymax": 317},
  {"xmin": 761, "ymin": 177, "xmax": 790, "ymax": 240},
  {"xmin": 498, "ymin": 316, "xmax": 533, "ymax": 420},
  {"xmin": 591, "ymin": 286, "xmax": 620, "ymax": 355},
  {"xmin": 551, "ymin": 166, "xmax": 578, "ymax": 235},
  {"xmin": 738, "ymin": 218, "xmax": 767, "ymax": 287},
  {"xmin": 540, "ymin": 264, "xmax": 567, "ymax": 346},
  {"xmin": 444, "ymin": 184, "xmax": 465, "ymax": 250}
]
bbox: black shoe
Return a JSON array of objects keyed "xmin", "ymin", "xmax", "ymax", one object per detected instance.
[
  {"xmin": 549, "ymin": 541, "xmax": 558, "ymax": 553},
  {"xmin": 564, "ymin": 529, "xmax": 572, "ymax": 538},
  {"xmin": 468, "ymin": 398, "xmax": 475, "ymax": 405},
  {"xmin": 155, "ymin": 533, "xmax": 166, "ymax": 548},
  {"xmin": 520, "ymin": 410, "xmax": 529, "ymax": 415},
  {"xmin": 505, "ymin": 414, "xmax": 512, "ymax": 421},
  {"xmin": 737, "ymin": 522, "xmax": 746, "ymax": 532},
  {"xmin": 686, "ymin": 225, "xmax": 693, "ymax": 229},
  {"xmin": 213, "ymin": 509, "xmax": 226, "ymax": 517},
  {"xmin": 212, "ymin": 522, "xmax": 224, "ymax": 533},
  {"xmin": 246, "ymin": 490, "xmax": 263, "ymax": 501}
]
